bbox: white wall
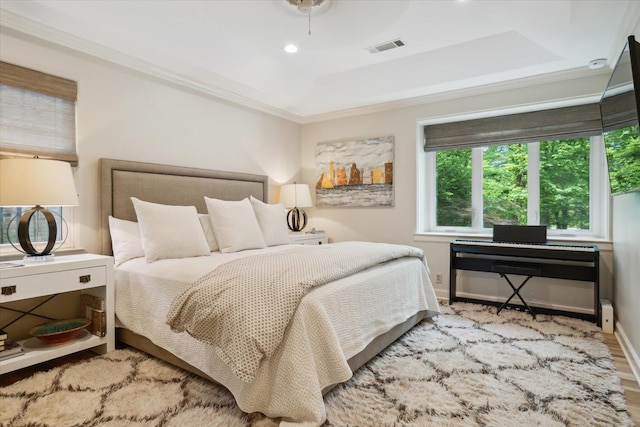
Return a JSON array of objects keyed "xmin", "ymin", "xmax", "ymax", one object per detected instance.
[
  {"xmin": 301, "ymin": 76, "xmax": 614, "ymax": 314},
  {"xmin": 0, "ymin": 29, "xmax": 302, "ymax": 255},
  {"xmin": 0, "ymin": 27, "xmax": 616, "ymax": 319},
  {"xmin": 612, "ymin": 190, "xmax": 640, "ymax": 381}
]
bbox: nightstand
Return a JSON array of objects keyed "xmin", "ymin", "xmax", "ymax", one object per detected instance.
[
  {"xmin": 0, "ymin": 254, "xmax": 114, "ymax": 375},
  {"xmin": 290, "ymin": 231, "xmax": 328, "ymax": 245}
]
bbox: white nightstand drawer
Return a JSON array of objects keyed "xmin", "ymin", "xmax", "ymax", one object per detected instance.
[
  {"xmin": 1, "ymin": 265, "xmax": 106, "ymax": 302},
  {"xmin": 290, "ymin": 232, "xmax": 328, "ymax": 245}
]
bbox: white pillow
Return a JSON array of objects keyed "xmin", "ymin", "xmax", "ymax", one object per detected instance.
[
  {"xmin": 198, "ymin": 214, "xmax": 219, "ymax": 252},
  {"xmin": 204, "ymin": 197, "xmax": 266, "ymax": 253},
  {"xmin": 249, "ymin": 196, "xmax": 291, "ymax": 246},
  {"xmin": 108, "ymin": 216, "xmax": 145, "ymax": 266},
  {"xmin": 131, "ymin": 198, "xmax": 211, "ymax": 262}
]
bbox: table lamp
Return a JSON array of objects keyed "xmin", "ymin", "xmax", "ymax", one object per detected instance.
[
  {"xmin": 279, "ymin": 182, "xmax": 312, "ymax": 232},
  {"xmin": 0, "ymin": 158, "xmax": 79, "ymax": 258}
]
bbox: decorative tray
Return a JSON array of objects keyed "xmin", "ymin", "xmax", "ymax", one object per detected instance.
[{"xmin": 29, "ymin": 318, "xmax": 91, "ymax": 345}]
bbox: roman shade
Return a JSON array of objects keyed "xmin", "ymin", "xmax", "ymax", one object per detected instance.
[
  {"xmin": 600, "ymin": 90, "xmax": 637, "ymax": 132},
  {"xmin": 423, "ymin": 103, "xmax": 602, "ymax": 152},
  {"xmin": 0, "ymin": 61, "xmax": 78, "ymax": 165}
]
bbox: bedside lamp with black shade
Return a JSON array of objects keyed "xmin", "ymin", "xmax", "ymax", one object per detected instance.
[
  {"xmin": 0, "ymin": 158, "xmax": 78, "ymax": 260},
  {"xmin": 279, "ymin": 182, "xmax": 312, "ymax": 232}
]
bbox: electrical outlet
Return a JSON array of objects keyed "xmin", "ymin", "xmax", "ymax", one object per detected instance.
[{"xmin": 435, "ymin": 273, "xmax": 442, "ymax": 284}]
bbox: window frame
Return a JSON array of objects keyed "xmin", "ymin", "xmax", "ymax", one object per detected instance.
[{"xmin": 416, "ymin": 112, "xmax": 611, "ymax": 242}]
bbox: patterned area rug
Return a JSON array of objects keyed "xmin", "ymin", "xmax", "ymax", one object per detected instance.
[{"xmin": 0, "ymin": 302, "xmax": 633, "ymax": 426}]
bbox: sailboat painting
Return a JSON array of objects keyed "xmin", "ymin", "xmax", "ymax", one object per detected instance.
[{"xmin": 315, "ymin": 135, "xmax": 394, "ymax": 207}]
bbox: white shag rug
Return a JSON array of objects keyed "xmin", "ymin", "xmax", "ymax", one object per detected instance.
[{"xmin": 0, "ymin": 302, "xmax": 634, "ymax": 426}]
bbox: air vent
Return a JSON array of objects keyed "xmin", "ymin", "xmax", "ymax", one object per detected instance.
[{"xmin": 367, "ymin": 39, "xmax": 405, "ymax": 54}]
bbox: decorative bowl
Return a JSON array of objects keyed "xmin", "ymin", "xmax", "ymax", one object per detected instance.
[{"xmin": 29, "ymin": 318, "xmax": 91, "ymax": 345}]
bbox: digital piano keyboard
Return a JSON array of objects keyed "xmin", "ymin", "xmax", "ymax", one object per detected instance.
[
  {"xmin": 449, "ymin": 239, "xmax": 600, "ymax": 324},
  {"xmin": 453, "ymin": 239, "xmax": 596, "ymax": 251},
  {"xmin": 451, "ymin": 239, "xmax": 598, "ymax": 262}
]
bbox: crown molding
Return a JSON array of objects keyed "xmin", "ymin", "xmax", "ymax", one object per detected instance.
[
  {"xmin": 0, "ymin": 10, "xmax": 305, "ymax": 124},
  {"xmin": 0, "ymin": 8, "xmax": 616, "ymax": 126}
]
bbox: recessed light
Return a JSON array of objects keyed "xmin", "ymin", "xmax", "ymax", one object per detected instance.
[
  {"xmin": 284, "ymin": 44, "xmax": 298, "ymax": 53},
  {"xmin": 588, "ymin": 58, "xmax": 606, "ymax": 70}
]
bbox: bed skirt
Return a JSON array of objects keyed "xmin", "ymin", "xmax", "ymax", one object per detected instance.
[{"xmin": 115, "ymin": 308, "xmax": 438, "ymax": 396}]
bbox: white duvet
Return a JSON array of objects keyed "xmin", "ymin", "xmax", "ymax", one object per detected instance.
[{"xmin": 114, "ymin": 243, "xmax": 439, "ymax": 426}]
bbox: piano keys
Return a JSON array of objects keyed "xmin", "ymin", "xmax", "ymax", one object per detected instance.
[
  {"xmin": 451, "ymin": 239, "xmax": 598, "ymax": 262},
  {"xmin": 453, "ymin": 239, "xmax": 596, "ymax": 251}
]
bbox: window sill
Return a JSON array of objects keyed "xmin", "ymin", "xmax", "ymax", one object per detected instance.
[
  {"xmin": 0, "ymin": 247, "xmax": 87, "ymax": 262},
  {"xmin": 413, "ymin": 232, "xmax": 613, "ymax": 251}
]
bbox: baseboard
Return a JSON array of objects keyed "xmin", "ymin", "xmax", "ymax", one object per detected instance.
[
  {"xmin": 614, "ymin": 322, "xmax": 640, "ymax": 385},
  {"xmin": 435, "ymin": 289, "xmax": 448, "ymax": 301},
  {"xmin": 449, "ymin": 290, "xmax": 593, "ymax": 314}
]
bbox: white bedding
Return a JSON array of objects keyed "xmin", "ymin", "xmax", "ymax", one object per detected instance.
[{"xmin": 114, "ymin": 243, "xmax": 439, "ymax": 426}]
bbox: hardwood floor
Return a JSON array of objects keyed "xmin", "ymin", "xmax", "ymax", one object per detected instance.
[
  {"xmin": 604, "ymin": 333, "xmax": 640, "ymax": 425},
  {"xmin": 2, "ymin": 335, "xmax": 639, "ymax": 424}
]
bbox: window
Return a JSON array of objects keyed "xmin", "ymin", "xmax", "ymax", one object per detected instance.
[
  {"xmin": 483, "ymin": 143, "xmax": 528, "ymax": 227},
  {"xmin": 539, "ymin": 138, "xmax": 591, "ymax": 230},
  {"xmin": 603, "ymin": 125, "xmax": 640, "ymax": 194},
  {"xmin": 0, "ymin": 62, "xmax": 77, "ymax": 253},
  {"xmin": 0, "ymin": 207, "xmax": 66, "ymax": 246},
  {"xmin": 419, "ymin": 103, "xmax": 608, "ymax": 239},
  {"xmin": 429, "ymin": 136, "xmax": 603, "ymax": 235},
  {"xmin": 435, "ymin": 149, "xmax": 472, "ymax": 227}
]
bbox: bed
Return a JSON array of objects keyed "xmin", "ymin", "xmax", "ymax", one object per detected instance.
[{"xmin": 99, "ymin": 158, "xmax": 440, "ymax": 426}]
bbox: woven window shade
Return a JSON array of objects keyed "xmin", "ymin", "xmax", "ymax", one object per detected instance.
[
  {"xmin": 0, "ymin": 62, "xmax": 78, "ymax": 165},
  {"xmin": 423, "ymin": 103, "xmax": 602, "ymax": 152},
  {"xmin": 600, "ymin": 90, "xmax": 637, "ymax": 132}
]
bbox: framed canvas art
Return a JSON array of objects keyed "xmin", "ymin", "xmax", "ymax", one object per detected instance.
[{"xmin": 315, "ymin": 135, "xmax": 394, "ymax": 207}]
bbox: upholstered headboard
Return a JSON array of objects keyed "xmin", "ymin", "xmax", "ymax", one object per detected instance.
[{"xmin": 100, "ymin": 158, "xmax": 268, "ymax": 256}]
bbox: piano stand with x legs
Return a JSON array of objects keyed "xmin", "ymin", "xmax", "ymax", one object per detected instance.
[
  {"xmin": 496, "ymin": 274, "xmax": 536, "ymax": 319},
  {"xmin": 491, "ymin": 262, "xmax": 542, "ymax": 319},
  {"xmin": 449, "ymin": 240, "xmax": 600, "ymax": 325}
]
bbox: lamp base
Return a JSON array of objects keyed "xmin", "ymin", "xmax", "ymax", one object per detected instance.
[
  {"xmin": 6, "ymin": 206, "xmax": 67, "ymax": 257},
  {"xmin": 22, "ymin": 254, "xmax": 56, "ymax": 263},
  {"xmin": 287, "ymin": 207, "xmax": 308, "ymax": 232},
  {"xmin": 18, "ymin": 206, "xmax": 57, "ymax": 256}
]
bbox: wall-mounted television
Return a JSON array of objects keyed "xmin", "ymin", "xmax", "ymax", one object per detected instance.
[{"xmin": 599, "ymin": 35, "xmax": 640, "ymax": 195}]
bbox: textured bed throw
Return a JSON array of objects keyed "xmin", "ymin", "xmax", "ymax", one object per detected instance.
[{"xmin": 166, "ymin": 241, "xmax": 424, "ymax": 383}]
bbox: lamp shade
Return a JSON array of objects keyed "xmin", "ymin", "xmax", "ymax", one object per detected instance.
[
  {"xmin": 0, "ymin": 158, "xmax": 79, "ymax": 207},
  {"xmin": 279, "ymin": 183, "xmax": 312, "ymax": 208}
]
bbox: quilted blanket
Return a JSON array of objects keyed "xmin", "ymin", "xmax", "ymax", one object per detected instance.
[{"xmin": 166, "ymin": 241, "xmax": 424, "ymax": 383}]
